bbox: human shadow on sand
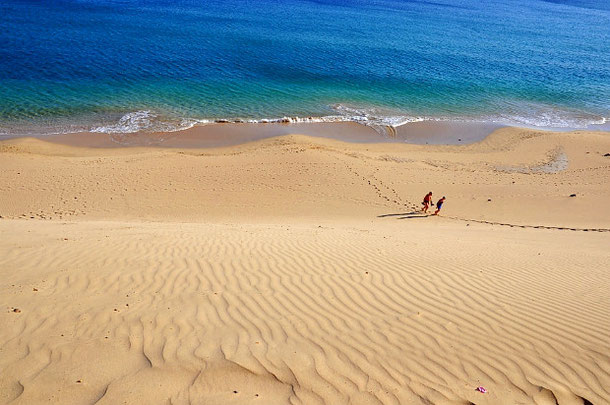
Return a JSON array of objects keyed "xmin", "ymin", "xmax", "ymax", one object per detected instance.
[
  {"xmin": 378, "ymin": 211, "xmax": 430, "ymax": 219},
  {"xmin": 398, "ymin": 214, "xmax": 430, "ymax": 219},
  {"xmin": 378, "ymin": 211, "xmax": 420, "ymax": 218}
]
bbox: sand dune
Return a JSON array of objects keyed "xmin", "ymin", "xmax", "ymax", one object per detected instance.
[
  {"xmin": 1, "ymin": 127, "xmax": 609, "ymax": 404},
  {"xmin": 1, "ymin": 220, "xmax": 608, "ymax": 404}
]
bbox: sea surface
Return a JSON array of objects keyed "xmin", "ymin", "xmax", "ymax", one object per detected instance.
[{"xmin": 1, "ymin": 0, "xmax": 609, "ymax": 136}]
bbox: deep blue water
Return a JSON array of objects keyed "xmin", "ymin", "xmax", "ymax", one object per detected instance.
[{"xmin": 1, "ymin": 0, "xmax": 609, "ymax": 135}]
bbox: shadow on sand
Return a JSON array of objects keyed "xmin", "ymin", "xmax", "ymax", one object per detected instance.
[
  {"xmin": 398, "ymin": 214, "xmax": 431, "ymax": 219},
  {"xmin": 378, "ymin": 211, "xmax": 431, "ymax": 220}
]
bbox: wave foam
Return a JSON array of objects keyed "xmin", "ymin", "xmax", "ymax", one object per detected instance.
[
  {"xmin": 85, "ymin": 107, "xmax": 610, "ymax": 139},
  {"xmin": 331, "ymin": 104, "xmax": 426, "ymax": 128},
  {"xmin": 480, "ymin": 102, "xmax": 608, "ymax": 129},
  {"xmin": 492, "ymin": 112, "xmax": 607, "ymax": 129},
  {"xmin": 3, "ymin": 103, "xmax": 606, "ymax": 139},
  {"xmin": 91, "ymin": 111, "xmax": 209, "ymax": 134}
]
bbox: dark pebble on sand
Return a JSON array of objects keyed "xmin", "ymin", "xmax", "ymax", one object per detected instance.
[
  {"xmin": 12, "ymin": 308, "xmax": 21, "ymax": 313},
  {"xmin": 569, "ymin": 194, "xmax": 577, "ymax": 197},
  {"xmin": 604, "ymin": 153, "xmax": 610, "ymax": 157},
  {"xmin": 233, "ymin": 390, "xmax": 238, "ymax": 394},
  {"xmin": 487, "ymin": 198, "xmax": 492, "ymax": 201}
]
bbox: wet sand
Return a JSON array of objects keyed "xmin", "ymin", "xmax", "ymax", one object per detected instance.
[
  {"xmin": 395, "ymin": 121, "xmax": 503, "ymax": 144},
  {"xmin": 17, "ymin": 120, "xmax": 504, "ymax": 149}
]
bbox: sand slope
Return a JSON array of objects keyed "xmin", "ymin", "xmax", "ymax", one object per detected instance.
[
  {"xmin": 1, "ymin": 220, "xmax": 608, "ymax": 405},
  {"xmin": 1, "ymin": 127, "xmax": 609, "ymax": 404},
  {"xmin": 1, "ymin": 128, "xmax": 609, "ymax": 227}
]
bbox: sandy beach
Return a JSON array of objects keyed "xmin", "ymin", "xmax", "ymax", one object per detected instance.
[{"xmin": 1, "ymin": 125, "xmax": 609, "ymax": 404}]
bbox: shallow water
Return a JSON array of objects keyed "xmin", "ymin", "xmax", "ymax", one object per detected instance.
[{"xmin": 1, "ymin": 0, "xmax": 609, "ymax": 135}]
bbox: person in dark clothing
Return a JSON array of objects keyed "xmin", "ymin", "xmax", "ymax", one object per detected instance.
[{"xmin": 433, "ymin": 197, "xmax": 445, "ymax": 215}]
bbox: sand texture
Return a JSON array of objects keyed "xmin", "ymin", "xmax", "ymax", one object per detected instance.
[{"xmin": 1, "ymin": 127, "xmax": 609, "ymax": 404}]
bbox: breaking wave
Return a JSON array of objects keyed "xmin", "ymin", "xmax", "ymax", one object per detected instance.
[{"xmin": 90, "ymin": 111, "xmax": 209, "ymax": 134}]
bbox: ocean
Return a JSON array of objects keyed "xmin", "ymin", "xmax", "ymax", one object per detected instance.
[{"xmin": 1, "ymin": 0, "xmax": 609, "ymax": 136}]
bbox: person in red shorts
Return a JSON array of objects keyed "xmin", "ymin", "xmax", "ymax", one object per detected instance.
[
  {"xmin": 433, "ymin": 196, "xmax": 445, "ymax": 215},
  {"xmin": 421, "ymin": 191, "xmax": 433, "ymax": 213}
]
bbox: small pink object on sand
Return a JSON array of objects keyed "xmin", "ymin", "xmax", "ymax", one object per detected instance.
[{"xmin": 476, "ymin": 386, "xmax": 487, "ymax": 393}]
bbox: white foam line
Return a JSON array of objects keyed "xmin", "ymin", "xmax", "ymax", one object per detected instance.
[{"xmin": 3, "ymin": 106, "xmax": 607, "ymax": 137}]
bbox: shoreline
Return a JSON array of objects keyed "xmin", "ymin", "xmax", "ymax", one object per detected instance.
[
  {"xmin": 4, "ymin": 115, "xmax": 610, "ymax": 150},
  {"xmin": 1, "ymin": 120, "xmax": 507, "ymax": 149},
  {"xmin": 1, "ymin": 108, "xmax": 608, "ymax": 140},
  {"xmin": 3, "ymin": 113, "xmax": 610, "ymax": 149}
]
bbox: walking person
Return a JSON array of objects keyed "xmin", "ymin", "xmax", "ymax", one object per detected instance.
[
  {"xmin": 421, "ymin": 192, "xmax": 433, "ymax": 213},
  {"xmin": 433, "ymin": 196, "xmax": 445, "ymax": 215}
]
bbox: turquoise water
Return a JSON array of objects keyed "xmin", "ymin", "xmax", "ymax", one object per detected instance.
[{"xmin": 1, "ymin": 0, "xmax": 609, "ymax": 135}]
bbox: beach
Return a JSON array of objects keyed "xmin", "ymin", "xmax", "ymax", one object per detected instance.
[
  {"xmin": 1, "ymin": 125, "xmax": 609, "ymax": 404},
  {"xmin": 2, "ymin": 0, "xmax": 609, "ymax": 403}
]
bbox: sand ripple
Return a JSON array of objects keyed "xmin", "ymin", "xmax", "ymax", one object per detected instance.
[{"xmin": 1, "ymin": 220, "xmax": 608, "ymax": 405}]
